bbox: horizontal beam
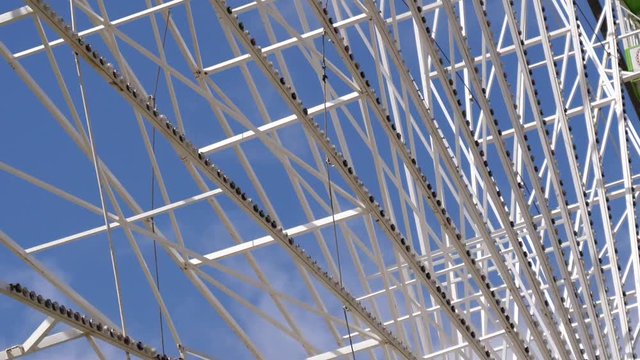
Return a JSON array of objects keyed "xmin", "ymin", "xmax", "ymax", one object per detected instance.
[
  {"xmin": 0, "ymin": 6, "xmax": 31, "ymax": 26},
  {"xmin": 190, "ymin": 208, "xmax": 364, "ymax": 265},
  {"xmin": 26, "ymin": 188, "xmax": 223, "ymax": 254},
  {"xmin": 199, "ymin": 92, "xmax": 360, "ymax": 155},
  {"xmin": 307, "ymin": 339, "xmax": 380, "ymax": 360},
  {"xmin": 12, "ymin": 1, "xmax": 186, "ymax": 59}
]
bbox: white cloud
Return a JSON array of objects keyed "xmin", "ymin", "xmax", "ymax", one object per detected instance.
[{"xmin": 237, "ymin": 256, "xmax": 344, "ymax": 359}]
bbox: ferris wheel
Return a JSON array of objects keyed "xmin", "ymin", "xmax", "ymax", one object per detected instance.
[{"xmin": 2, "ymin": 0, "xmax": 640, "ymax": 358}]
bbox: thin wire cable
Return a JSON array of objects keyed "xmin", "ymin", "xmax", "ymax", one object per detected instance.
[
  {"xmin": 149, "ymin": 8, "xmax": 172, "ymax": 355},
  {"xmin": 574, "ymin": 2, "xmax": 613, "ymax": 58},
  {"xmin": 69, "ymin": 2, "xmax": 128, "ymax": 341},
  {"xmin": 149, "ymin": 128, "xmax": 165, "ymax": 356},
  {"xmin": 403, "ymin": 0, "xmax": 481, "ymax": 102},
  {"xmin": 321, "ymin": 15, "xmax": 357, "ymax": 359}
]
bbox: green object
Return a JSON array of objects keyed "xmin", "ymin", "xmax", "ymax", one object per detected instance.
[
  {"xmin": 625, "ymin": 46, "xmax": 640, "ymax": 101},
  {"xmin": 624, "ymin": 0, "xmax": 640, "ymax": 14},
  {"xmin": 626, "ymin": 46, "xmax": 637, "ymax": 71}
]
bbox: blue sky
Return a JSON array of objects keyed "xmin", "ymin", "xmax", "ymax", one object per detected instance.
[
  {"xmin": 0, "ymin": 1, "xmax": 376, "ymax": 358},
  {"xmin": 2, "ymin": 0, "xmax": 640, "ymax": 359}
]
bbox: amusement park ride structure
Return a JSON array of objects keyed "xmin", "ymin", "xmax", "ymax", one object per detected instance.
[{"xmin": 2, "ymin": 0, "xmax": 640, "ymax": 359}]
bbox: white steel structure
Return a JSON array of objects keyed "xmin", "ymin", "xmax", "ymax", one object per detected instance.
[{"xmin": 2, "ymin": 0, "xmax": 640, "ymax": 358}]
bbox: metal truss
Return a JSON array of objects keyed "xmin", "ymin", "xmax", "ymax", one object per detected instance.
[{"xmin": 1, "ymin": 0, "xmax": 640, "ymax": 359}]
